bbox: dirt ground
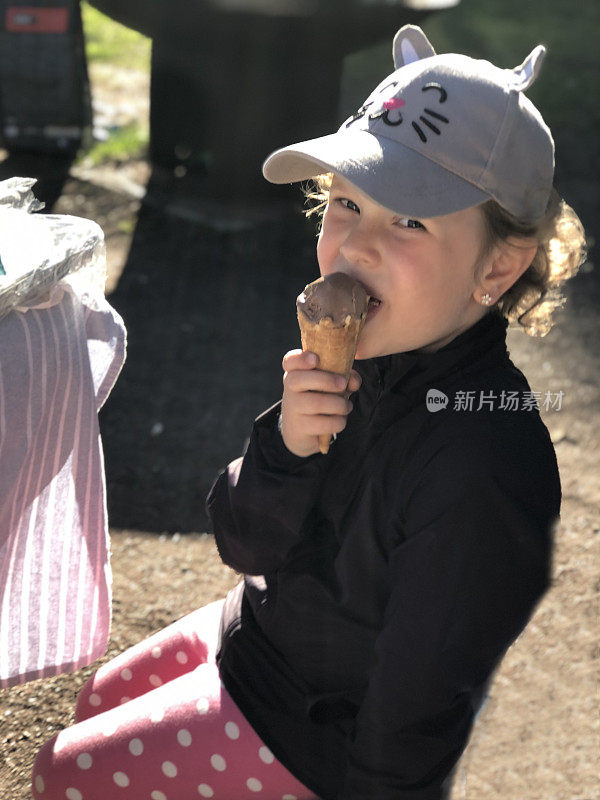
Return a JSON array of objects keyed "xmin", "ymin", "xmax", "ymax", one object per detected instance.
[{"xmin": 0, "ymin": 62, "xmax": 598, "ymax": 800}]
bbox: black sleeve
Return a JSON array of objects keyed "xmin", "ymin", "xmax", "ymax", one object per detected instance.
[
  {"xmin": 342, "ymin": 424, "xmax": 559, "ymax": 799},
  {"xmin": 206, "ymin": 401, "xmax": 329, "ymax": 575}
]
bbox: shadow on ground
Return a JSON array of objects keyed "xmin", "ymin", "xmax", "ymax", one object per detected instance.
[{"xmin": 99, "ymin": 172, "xmax": 317, "ymax": 532}]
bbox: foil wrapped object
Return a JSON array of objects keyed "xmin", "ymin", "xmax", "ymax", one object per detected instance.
[{"xmin": 0, "ymin": 177, "xmax": 106, "ymax": 319}]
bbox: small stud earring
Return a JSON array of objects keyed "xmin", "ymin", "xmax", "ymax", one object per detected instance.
[{"xmin": 480, "ymin": 293, "xmax": 493, "ymax": 306}]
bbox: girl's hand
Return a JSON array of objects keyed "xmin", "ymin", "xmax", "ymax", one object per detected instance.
[{"xmin": 280, "ymin": 349, "xmax": 362, "ymax": 458}]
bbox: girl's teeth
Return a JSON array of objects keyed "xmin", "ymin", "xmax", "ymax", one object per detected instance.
[{"xmin": 368, "ymin": 297, "xmax": 381, "ymax": 307}]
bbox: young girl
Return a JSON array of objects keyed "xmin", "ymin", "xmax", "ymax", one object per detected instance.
[{"xmin": 32, "ymin": 25, "xmax": 585, "ymax": 800}]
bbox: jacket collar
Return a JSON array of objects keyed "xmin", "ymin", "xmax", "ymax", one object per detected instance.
[{"xmin": 355, "ymin": 310, "xmax": 509, "ymax": 398}]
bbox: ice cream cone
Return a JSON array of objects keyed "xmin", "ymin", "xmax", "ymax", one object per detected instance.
[
  {"xmin": 297, "ymin": 312, "xmax": 366, "ymax": 454},
  {"xmin": 295, "ymin": 272, "xmax": 369, "ymax": 455}
]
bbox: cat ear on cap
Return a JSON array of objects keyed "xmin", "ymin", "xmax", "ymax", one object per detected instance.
[
  {"xmin": 510, "ymin": 44, "xmax": 547, "ymax": 91},
  {"xmin": 392, "ymin": 25, "xmax": 437, "ymax": 69}
]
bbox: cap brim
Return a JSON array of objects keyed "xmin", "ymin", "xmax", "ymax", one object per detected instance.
[{"xmin": 262, "ymin": 128, "xmax": 490, "ymax": 218}]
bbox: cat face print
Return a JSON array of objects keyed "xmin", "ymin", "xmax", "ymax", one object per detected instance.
[{"xmin": 345, "ymin": 80, "xmax": 450, "ymax": 144}]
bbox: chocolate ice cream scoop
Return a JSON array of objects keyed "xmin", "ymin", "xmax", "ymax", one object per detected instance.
[{"xmin": 296, "ymin": 272, "xmax": 368, "ymax": 326}]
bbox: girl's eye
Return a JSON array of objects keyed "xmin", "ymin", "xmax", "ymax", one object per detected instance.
[
  {"xmin": 395, "ymin": 217, "xmax": 425, "ymax": 230},
  {"xmin": 337, "ymin": 198, "xmax": 360, "ymax": 213}
]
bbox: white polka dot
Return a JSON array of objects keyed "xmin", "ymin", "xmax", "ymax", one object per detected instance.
[
  {"xmin": 151, "ymin": 645, "xmax": 162, "ymax": 659},
  {"xmin": 162, "ymin": 761, "xmax": 178, "ymax": 778},
  {"xmin": 149, "ymin": 673, "xmax": 163, "ymax": 687},
  {"xmin": 129, "ymin": 738, "xmax": 144, "ymax": 756},
  {"xmin": 196, "ymin": 697, "xmax": 209, "ymax": 715},
  {"xmin": 120, "ymin": 667, "xmax": 132, "ymax": 681},
  {"xmin": 175, "ymin": 650, "xmax": 189, "ymax": 664},
  {"xmin": 259, "ymin": 745, "xmax": 274, "ymax": 764},
  {"xmin": 76, "ymin": 753, "xmax": 92, "ymax": 770},
  {"xmin": 113, "ymin": 771, "xmax": 130, "ymax": 787},
  {"xmin": 225, "ymin": 721, "xmax": 240, "ymax": 740},
  {"xmin": 88, "ymin": 693, "xmax": 101, "ymax": 707},
  {"xmin": 34, "ymin": 775, "xmax": 44, "ymax": 792},
  {"xmin": 177, "ymin": 729, "xmax": 192, "ymax": 747},
  {"xmin": 65, "ymin": 790, "xmax": 82, "ymax": 800},
  {"xmin": 150, "ymin": 707, "xmax": 165, "ymax": 723},
  {"xmin": 120, "ymin": 696, "xmax": 131, "ymax": 704},
  {"xmin": 210, "ymin": 754, "xmax": 227, "ymax": 771},
  {"xmin": 247, "ymin": 778, "xmax": 263, "ymax": 792},
  {"xmin": 282, "ymin": 795, "xmax": 298, "ymax": 800},
  {"xmin": 198, "ymin": 786, "xmax": 214, "ymax": 798},
  {"xmin": 151, "ymin": 792, "xmax": 167, "ymax": 800}
]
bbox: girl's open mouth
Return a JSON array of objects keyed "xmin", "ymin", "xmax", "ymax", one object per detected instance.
[{"xmin": 367, "ymin": 296, "xmax": 382, "ymax": 318}]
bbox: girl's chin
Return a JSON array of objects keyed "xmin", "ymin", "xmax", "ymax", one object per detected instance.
[
  {"xmin": 355, "ymin": 342, "xmax": 380, "ymax": 361},
  {"xmin": 355, "ymin": 334, "xmax": 411, "ymax": 360},
  {"xmin": 356, "ymin": 325, "xmax": 388, "ymax": 360}
]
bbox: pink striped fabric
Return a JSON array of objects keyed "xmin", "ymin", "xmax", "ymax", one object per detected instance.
[{"xmin": 0, "ymin": 285, "xmax": 126, "ymax": 687}]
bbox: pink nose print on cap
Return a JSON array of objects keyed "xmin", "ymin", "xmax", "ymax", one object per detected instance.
[{"xmin": 383, "ymin": 98, "xmax": 405, "ymax": 110}]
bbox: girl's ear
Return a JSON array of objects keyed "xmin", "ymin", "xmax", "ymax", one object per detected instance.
[
  {"xmin": 392, "ymin": 25, "xmax": 437, "ymax": 69},
  {"xmin": 479, "ymin": 238, "xmax": 539, "ymax": 299}
]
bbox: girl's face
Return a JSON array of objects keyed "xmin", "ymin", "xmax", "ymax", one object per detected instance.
[{"xmin": 317, "ymin": 175, "xmax": 492, "ymax": 359}]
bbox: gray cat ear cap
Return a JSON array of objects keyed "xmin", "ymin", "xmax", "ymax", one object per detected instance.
[{"xmin": 262, "ymin": 25, "xmax": 554, "ymax": 223}]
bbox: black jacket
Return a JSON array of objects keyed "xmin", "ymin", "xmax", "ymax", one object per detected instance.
[{"xmin": 206, "ymin": 310, "xmax": 561, "ymax": 800}]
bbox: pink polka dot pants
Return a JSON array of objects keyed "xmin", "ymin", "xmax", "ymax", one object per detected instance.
[{"xmin": 32, "ymin": 600, "xmax": 317, "ymax": 800}]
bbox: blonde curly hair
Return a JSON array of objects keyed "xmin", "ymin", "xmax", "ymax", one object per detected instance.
[{"xmin": 304, "ymin": 174, "xmax": 587, "ymax": 337}]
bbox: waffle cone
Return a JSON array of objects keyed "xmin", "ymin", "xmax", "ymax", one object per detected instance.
[{"xmin": 297, "ymin": 311, "xmax": 366, "ymax": 454}]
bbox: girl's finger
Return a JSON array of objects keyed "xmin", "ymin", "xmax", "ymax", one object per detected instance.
[
  {"xmin": 282, "ymin": 349, "xmax": 318, "ymax": 372},
  {"xmin": 284, "ymin": 368, "xmax": 348, "ymax": 395},
  {"xmin": 347, "ymin": 370, "xmax": 362, "ymax": 393},
  {"xmin": 296, "ymin": 393, "xmax": 353, "ymax": 417}
]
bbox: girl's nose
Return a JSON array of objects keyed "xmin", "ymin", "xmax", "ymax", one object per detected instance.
[{"xmin": 339, "ymin": 228, "xmax": 379, "ymax": 268}]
